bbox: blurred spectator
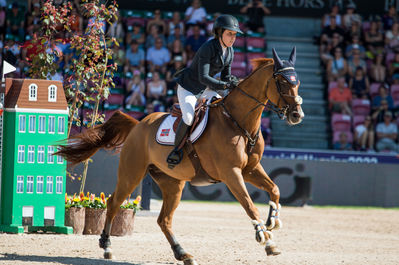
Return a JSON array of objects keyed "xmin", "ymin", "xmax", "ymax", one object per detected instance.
[
  {"xmin": 385, "ymin": 22, "xmax": 399, "ymax": 53},
  {"xmin": 185, "ymin": 0, "xmax": 207, "ymax": 28},
  {"xmin": 322, "ymin": 4, "xmax": 342, "ymax": 27},
  {"xmin": 333, "ymin": 131, "xmax": 352, "ymax": 150},
  {"xmin": 125, "ymin": 40, "xmax": 145, "ymax": 73},
  {"xmin": 146, "ymin": 9, "xmax": 167, "ymax": 35},
  {"xmin": 7, "ymin": 2, "xmax": 24, "ymax": 40},
  {"xmin": 112, "ymin": 44, "xmax": 126, "ymax": 73},
  {"xmin": 345, "ymin": 35, "xmax": 366, "ymax": 60},
  {"xmin": 388, "ymin": 52, "xmax": 399, "ymax": 81},
  {"xmin": 372, "ymin": 85, "xmax": 394, "ymax": 111},
  {"xmin": 139, "ymin": 102, "xmax": 155, "ymax": 120},
  {"xmin": 0, "ymin": 6, "xmax": 5, "ymax": 37},
  {"xmin": 354, "ymin": 115, "xmax": 375, "ymax": 151},
  {"xmin": 375, "ymin": 111, "xmax": 398, "ymax": 152},
  {"xmin": 347, "ymin": 48, "xmax": 367, "ymax": 77},
  {"xmin": 107, "ymin": 10, "xmax": 125, "ymax": 42},
  {"xmin": 329, "ymin": 77, "xmax": 353, "ymax": 115},
  {"xmin": 342, "ymin": 3, "xmax": 361, "ymax": 30},
  {"xmin": 320, "ymin": 32, "xmax": 344, "ymax": 65},
  {"xmin": 382, "ymin": 5, "xmax": 398, "ymax": 31},
  {"xmin": 349, "ymin": 67, "xmax": 370, "ymax": 99},
  {"xmin": 146, "ymin": 37, "xmax": 170, "ymax": 74},
  {"xmin": 364, "ymin": 20, "xmax": 384, "ymax": 57},
  {"xmin": 320, "ymin": 15, "xmax": 345, "ymax": 45},
  {"xmin": 147, "ymin": 71, "xmax": 167, "ymax": 107},
  {"xmin": 126, "ymin": 22, "xmax": 145, "ymax": 46},
  {"xmin": 343, "ymin": 20, "xmax": 362, "ymax": 45},
  {"xmin": 70, "ymin": 6, "xmax": 83, "ymax": 34},
  {"xmin": 370, "ymin": 53, "xmax": 386, "ymax": 83},
  {"xmin": 166, "ymin": 55, "xmax": 185, "ymax": 91},
  {"xmin": 125, "ymin": 72, "xmax": 146, "ymax": 106},
  {"xmin": 145, "ymin": 23, "xmax": 166, "ymax": 49},
  {"xmin": 185, "ymin": 24, "xmax": 207, "ymax": 60},
  {"xmin": 326, "ymin": 47, "xmax": 348, "ymax": 82},
  {"xmin": 167, "ymin": 25, "xmax": 186, "ymax": 48},
  {"xmin": 168, "ymin": 11, "xmax": 185, "ymax": 36},
  {"xmin": 170, "ymin": 39, "xmax": 187, "ymax": 66},
  {"xmin": 240, "ymin": 0, "xmax": 271, "ymax": 33},
  {"xmin": 372, "ymin": 99, "xmax": 391, "ymax": 124}
]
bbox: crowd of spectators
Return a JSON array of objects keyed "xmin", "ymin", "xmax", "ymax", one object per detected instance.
[
  {"xmin": 1, "ymin": 0, "xmax": 272, "ymax": 144},
  {"xmin": 320, "ymin": 3, "xmax": 399, "ymax": 153}
]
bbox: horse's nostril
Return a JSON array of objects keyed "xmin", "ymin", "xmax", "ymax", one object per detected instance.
[{"xmin": 292, "ymin": 112, "xmax": 300, "ymax": 119}]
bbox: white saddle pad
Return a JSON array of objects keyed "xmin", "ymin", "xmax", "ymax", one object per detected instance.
[{"xmin": 156, "ymin": 89, "xmax": 220, "ymax": 145}]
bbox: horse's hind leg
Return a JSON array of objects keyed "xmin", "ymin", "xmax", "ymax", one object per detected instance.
[
  {"xmin": 99, "ymin": 153, "xmax": 148, "ymax": 259},
  {"xmin": 151, "ymin": 171, "xmax": 198, "ymax": 265}
]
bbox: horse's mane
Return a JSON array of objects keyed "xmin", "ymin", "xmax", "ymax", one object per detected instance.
[{"xmin": 250, "ymin": 58, "xmax": 274, "ymax": 72}]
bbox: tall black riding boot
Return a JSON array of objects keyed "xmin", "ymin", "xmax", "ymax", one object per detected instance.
[{"xmin": 166, "ymin": 120, "xmax": 190, "ymax": 168}]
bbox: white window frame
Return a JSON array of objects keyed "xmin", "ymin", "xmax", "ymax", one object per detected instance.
[
  {"xmin": 47, "ymin": 146, "xmax": 54, "ymax": 163},
  {"xmin": 48, "ymin": 116, "xmax": 55, "ymax": 134},
  {"xmin": 46, "ymin": 176, "xmax": 53, "ymax": 194},
  {"xmin": 17, "ymin": 176, "xmax": 24, "ymax": 193},
  {"xmin": 18, "ymin": 115, "xmax": 26, "ymax": 133},
  {"xmin": 29, "ymin": 115, "xmax": 36, "ymax": 133},
  {"xmin": 58, "ymin": 116, "xmax": 65, "ymax": 134},
  {"xmin": 37, "ymin": 176, "xmax": 44, "ymax": 194},
  {"xmin": 29, "ymin": 83, "xmax": 38, "ymax": 101},
  {"xmin": 17, "ymin": 145, "xmax": 25, "ymax": 163},
  {"xmin": 37, "ymin": 145, "xmax": 45, "ymax": 163},
  {"xmin": 38, "ymin": 116, "xmax": 46, "ymax": 133},
  {"xmin": 57, "ymin": 153, "xmax": 63, "ymax": 164},
  {"xmin": 27, "ymin": 176, "xmax": 34, "ymax": 193},
  {"xmin": 28, "ymin": 145, "xmax": 35, "ymax": 163},
  {"xmin": 56, "ymin": 176, "xmax": 63, "ymax": 194},
  {"xmin": 48, "ymin": 85, "xmax": 57, "ymax": 102}
]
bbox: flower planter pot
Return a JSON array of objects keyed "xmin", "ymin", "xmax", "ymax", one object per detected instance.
[
  {"xmin": 111, "ymin": 208, "xmax": 135, "ymax": 236},
  {"xmin": 83, "ymin": 208, "xmax": 106, "ymax": 235},
  {"xmin": 65, "ymin": 207, "xmax": 85, "ymax": 234}
]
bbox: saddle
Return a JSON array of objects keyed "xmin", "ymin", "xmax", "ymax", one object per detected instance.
[{"xmin": 170, "ymin": 98, "xmax": 220, "ymax": 186}]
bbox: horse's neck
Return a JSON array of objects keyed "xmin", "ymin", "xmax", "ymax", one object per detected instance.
[{"xmin": 224, "ymin": 66, "xmax": 272, "ymax": 135}]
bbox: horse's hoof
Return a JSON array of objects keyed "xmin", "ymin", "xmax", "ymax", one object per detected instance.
[
  {"xmin": 183, "ymin": 258, "xmax": 199, "ymax": 265},
  {"xmin": 265, "ymin": 245, "xmax": 281, "ymax": 256},
  {"xmin": 104, "ymin": 248, "xmax": 113, "ymax": 259}
]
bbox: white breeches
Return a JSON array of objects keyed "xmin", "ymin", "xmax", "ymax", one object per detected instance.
[{"xmin": 177, "ymin": 85, "xmax": 222, "ymax": 126}]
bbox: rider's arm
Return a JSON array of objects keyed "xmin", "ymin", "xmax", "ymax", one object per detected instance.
[{"xmin": 198, "ymin": 45, "xmax": 227, "ymax": 90}]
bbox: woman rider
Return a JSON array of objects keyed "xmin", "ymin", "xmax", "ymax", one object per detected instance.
[{"xmin": 167, "ymin": 14, "xmax": 243, "ymax": 166}]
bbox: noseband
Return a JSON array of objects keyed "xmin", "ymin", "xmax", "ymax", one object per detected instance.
[{"xmin": 270, "ymin": 67, "xmax": 302, "ymax": 119}]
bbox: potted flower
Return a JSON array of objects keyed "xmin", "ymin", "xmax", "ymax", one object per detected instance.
[
  {"xmin": 111, "ymin": 195, "xmax": 141, "ymax": 236},
  {"xmin": 65, "ymin": 192, "xmax": 86, "ymax": 234},
  {"xmin": 83, "ymin": 192, "xmax": 107, "ymax": 235}
]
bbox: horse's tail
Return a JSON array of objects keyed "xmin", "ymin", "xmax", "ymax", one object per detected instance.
[{"xmin": 56, "ymin": 110, "xmax": 139, "ymax": 166}]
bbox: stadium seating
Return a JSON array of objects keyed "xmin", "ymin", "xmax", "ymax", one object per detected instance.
[
  {"xmin": 333, "ymin": 130, "xmax": 353, "ymax": 144},
  {"xmin": 351, "ymin": 98, "xmax": 371, "ymax": 115},
  {"xmin": 331, "ymin": 113, "xmax": 351, "ymax": 131},
  {"xmin": 352, "ymin": 115, "xmax": 366, "ymax": 128},
  {"xmin": 369, "ymin": 82, "xmax": 381, "ymax": 99},
  {"xmin": 391, "ymin": 84, "xmax": 399, "ymax": 106}
]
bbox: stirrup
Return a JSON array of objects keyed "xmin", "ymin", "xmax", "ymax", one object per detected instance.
[{"xmin": 167, "ymin": 149, "xmax": 183, "ymax": 169}]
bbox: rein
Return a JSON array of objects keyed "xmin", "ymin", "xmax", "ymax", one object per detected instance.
[{"xmin": 207, "ymin": 65, "xmax": 299, "ymax": 153}]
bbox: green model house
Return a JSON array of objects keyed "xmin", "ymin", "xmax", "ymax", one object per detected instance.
[{"xmin": 0, "ymin": 78, "xmax": 72, "ymax": 234}]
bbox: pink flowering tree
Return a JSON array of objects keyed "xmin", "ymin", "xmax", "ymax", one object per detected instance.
[{"xmin": 28, "ymin": 0, "xmax": 119, "ymax": 192}]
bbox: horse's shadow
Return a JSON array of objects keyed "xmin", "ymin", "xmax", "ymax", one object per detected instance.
[{"xmin": 0, "ymin": 253, "xmax": 175, "ymax": 265}]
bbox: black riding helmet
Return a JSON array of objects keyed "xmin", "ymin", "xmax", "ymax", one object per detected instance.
[{"xmin": 212, "ymin": 14, "xmax": 243, "ymax": 35}]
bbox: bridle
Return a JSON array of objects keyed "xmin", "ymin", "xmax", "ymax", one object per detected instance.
[{"xmin": 208, "ymin": 66, "xmax": 301, "ymax": 152}]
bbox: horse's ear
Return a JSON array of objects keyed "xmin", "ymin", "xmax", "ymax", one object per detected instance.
[
  {"xmin": 289, "ymin": 46, "xmax": 296, "ymax": 66},
  {"xmin": 272, "ymin": 48, "xmax": 283, "ymax": 70}
]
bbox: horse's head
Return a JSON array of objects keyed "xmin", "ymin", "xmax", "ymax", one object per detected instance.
[{"xmin": 268, "ymin": 47, "xmax": 304, "ymax": 125}]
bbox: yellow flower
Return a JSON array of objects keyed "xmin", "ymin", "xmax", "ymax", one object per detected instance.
[
  {"xmin": 73, "ymin": 198, "xmax": 80, "ymax": 202},
  {"xmin": 136, "ymin": 195, "xmax": 142, "ymax": 202}
]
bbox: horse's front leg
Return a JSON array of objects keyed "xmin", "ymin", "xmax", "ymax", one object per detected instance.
[
  {"xmin": 243, "ymin": 163, "xmax": 282, "ymax": 231},
  {"xmin": 151, "ymin": 172, "xmax": 198, "ymax": 265},
  {"xmin": 224, "ymin": 167, "xmax": 281, "ymax": 256}
]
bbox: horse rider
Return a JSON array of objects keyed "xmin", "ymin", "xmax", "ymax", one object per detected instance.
[{"xmin": 166, "ymin": 14, "xmax": 243, "ymax": 166}]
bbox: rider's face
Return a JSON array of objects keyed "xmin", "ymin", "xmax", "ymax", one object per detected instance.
[{"xmin": 221, "ymin": 29, "xmax": 237, "ymax": 47}]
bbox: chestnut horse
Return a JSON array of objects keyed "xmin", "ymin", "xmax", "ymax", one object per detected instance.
[{"xmin": 57, "ymin": 48, "xmax": 303, "ymax": 265}]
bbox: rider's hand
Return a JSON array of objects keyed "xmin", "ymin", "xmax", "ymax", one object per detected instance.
[{"xmin": 224, "ymin": 79, "xmax": 239, "ymax": 89}]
